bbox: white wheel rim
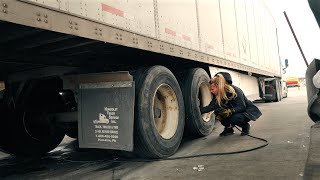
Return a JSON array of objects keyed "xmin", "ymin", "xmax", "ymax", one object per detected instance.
[
  {"xmin": 152, "ymin": 84, "xmax": 179, "ymax": 139},
  {"xmin": 199, "ymin": 82, "xmax": 212, "ymax": 122}
]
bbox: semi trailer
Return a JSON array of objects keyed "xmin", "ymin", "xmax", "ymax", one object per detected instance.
[{"xmin": 0, "ymin": 0, "xmax": 283, "ymax": 158}]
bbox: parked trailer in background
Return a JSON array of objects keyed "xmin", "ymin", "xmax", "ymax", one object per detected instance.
[{"xmin": 0, "ymin": 0, "xmax": 282, "ymax": 158}]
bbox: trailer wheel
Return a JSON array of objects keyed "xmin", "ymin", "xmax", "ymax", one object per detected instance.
[
  {"xmin": 133, "ymin": 66, "xmax": 185, "ymax": 158},
  {"xmin": 0, "ymin": 79, "xmax": 65, "ymax": 156},
  {"xmin": 179, "ymin": 68, "xmax": 215, "ymax": 137},
  {"xmin": 0, "ymin": 109, "xmax": 65, "ymax": 156}
]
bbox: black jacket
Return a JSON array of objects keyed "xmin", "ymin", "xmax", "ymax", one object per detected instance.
[{"xmin": 200, "ymin": 85, "xmax": 262, "ymax": 120}]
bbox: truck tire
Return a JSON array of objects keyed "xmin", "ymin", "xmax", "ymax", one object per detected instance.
[
  {"xmin": 0, "ymin": 79, "xmax": 65, "ymax": 156},
  {"xmin": 133, "ymin": 66, "xmax": 185, "ymax": 158},
  {"xmin": 179, "ymin": 68, "xmax": 215, "ymax": 137},
  {"xmin": 0, "ymin": 108, "xmax": 65, "ymax": 156}
]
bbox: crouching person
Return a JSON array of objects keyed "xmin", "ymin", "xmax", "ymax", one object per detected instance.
[{"xmin": 200, "ymin": 72, "xmax": 262, "ymax": 136}]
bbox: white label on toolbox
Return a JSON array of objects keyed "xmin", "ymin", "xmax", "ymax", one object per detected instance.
[{"xmin": 93, "ymin": 107, "xmax": 120, "ymax": 143}]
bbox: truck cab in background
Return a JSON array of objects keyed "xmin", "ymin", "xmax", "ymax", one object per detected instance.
[{"xmin": 264, "ymin": 78, "xmax": 287, "ymax": 102}]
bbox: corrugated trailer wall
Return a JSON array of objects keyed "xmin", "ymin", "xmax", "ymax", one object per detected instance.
[
  {"xmin": 24, "ymin": 0, "xmax": 281, "ymax": 77},
  {"xmin": 235, "ymin": 0, "xmax": 251, "ymax": 67},
  {"xmin": 246, "ymin": 0, "xmax": 258, "ymax": 70},
  {"xmin": 197, "ymin": 0, "xmax": 224, "ymax": 58},
  {"xmin": 157, "ymin": 0, "xmax": 199, "ymax": 50}
]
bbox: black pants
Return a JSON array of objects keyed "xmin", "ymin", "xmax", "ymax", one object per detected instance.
[{"xmin": 220, "ymin": 113, "xmax": 250, "ymax": 128}]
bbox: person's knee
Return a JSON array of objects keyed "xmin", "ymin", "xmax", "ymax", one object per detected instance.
[{"xmin": 230, "ymin": 114, "xmax": 247, "ymax": 125}]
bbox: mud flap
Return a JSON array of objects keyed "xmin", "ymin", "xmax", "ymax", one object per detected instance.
[
  {"xmin": 258, "ymin": 78, "xmax": 265, "ymax": 99},
  {"xmin": 306, "ymin": 59, "xmax": 320, "ymax": 122},
  {"xmin": 78, "ymin": 81, "xmax": 135, "ymax": 151}
]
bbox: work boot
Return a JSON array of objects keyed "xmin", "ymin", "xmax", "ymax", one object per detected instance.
[
  {"xmin": 241, "ymin": 123, "xmax": 251, "ymax": 136},
  {"xmin": 219, "ymin": 127, "xmax": 234, "ymax": 136}
]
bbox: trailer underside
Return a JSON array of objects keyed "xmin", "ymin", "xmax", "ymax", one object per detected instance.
[{"xmin": 0, "ymin": 21, "xmax": 205, "ymax": 81}]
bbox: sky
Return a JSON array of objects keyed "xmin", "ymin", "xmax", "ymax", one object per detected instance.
[{"xmin": 265, "ymin": 0, "xmax": 320, "ymax": 78}]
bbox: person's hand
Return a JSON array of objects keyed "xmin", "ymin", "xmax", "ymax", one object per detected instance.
[{"xmin": 219, "ymin": 109, "xmax": 232, "ymax": 118}]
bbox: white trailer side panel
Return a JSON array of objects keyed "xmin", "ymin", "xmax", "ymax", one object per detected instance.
[
  {"xmin": 254, "ymin": 0, "xmax": 265, "ymax": 71},
  {"xmin": 197, "ymin": 0, "xmax": 224, "ymax": 58},
  {"xmin": 16, "ymin": 0, "xmax": 280, "ymax": 77},
  {"xmin": 157, "ymin": 0, "xmax": 199, "ymax": 50},
  {"xmin": 273, "ymin": 30, "xmax": 281, "ymax": 75},
  {"xmin": 262, "ymin": 6, "xmax": 271, "ymax": 72},
  {"xmin": 26, "ymin": 0, "xmax": 157, "ymax": 38},
  {"xmin": 267, "ymin": 16, "xmax": 274, "ymax": 73},
  {"xmin": 265, "ymin": 4, "xmax": 280, "ymax": 75},
  {"xmin": 219, "ymin": 0, "xmax": 240, "ymax": 63},
  {"xmin": 235, "ymin": 0, "xmax": 251, "ymax": 67},
  {"xmin": 246, "ymin": 0, "xmax": 259, "ymax": 69},
  {"xmin": 264, "ymin": 9, "xmax": 281, "ymax": 75}
]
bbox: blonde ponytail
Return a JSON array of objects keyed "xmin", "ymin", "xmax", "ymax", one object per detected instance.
[{"xmin": 210, "ymin": 74, "xmax": 237, "ymax": 107}]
